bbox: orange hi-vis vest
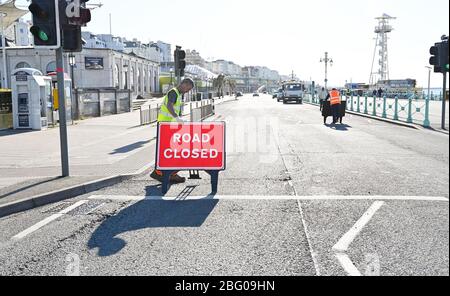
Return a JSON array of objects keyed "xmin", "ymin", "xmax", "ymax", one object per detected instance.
[{"xmin": 330, "ymin": 90, "xmax": 341, "ymax": 106}]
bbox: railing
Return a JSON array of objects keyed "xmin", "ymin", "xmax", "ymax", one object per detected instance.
[
  {"xmin": 304, "ymin": 94, "xmax": 433, "ymax": 128},
  {"xmin": 140, "ymin": 99, "xmax": 215, "ymax": 125},
  {"xmin": 190, "ymin": 100, "xmax": 215, "ymax": 122},
  {"xmin": 140, "ymin": 103, "xmax": 161, "ymax": 125}
]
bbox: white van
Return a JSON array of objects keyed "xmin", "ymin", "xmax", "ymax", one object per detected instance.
[{"xmin": 282, "ymin": 82, "xmax": 304, "ymax": 104}]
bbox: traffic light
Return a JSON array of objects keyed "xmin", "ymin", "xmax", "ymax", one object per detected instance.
[
  {"xmin": 174, "ymin": 46, "xmax": 186, "ymax": 77},
  {"xmin": 59, "ymin": 0, "xmax": 92, "ymax": 52},
  {"xmin": 29, "ymin": 0, "xmax": 61, "ymax": 48}
]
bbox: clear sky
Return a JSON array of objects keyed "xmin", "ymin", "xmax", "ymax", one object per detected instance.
[{"xmin": 15, "ymin": 0, "xmax": 450, "ymax": 88}]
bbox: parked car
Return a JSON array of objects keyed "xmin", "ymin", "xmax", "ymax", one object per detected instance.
[
  {"xmin": 236, "ymin": 92, "xmax": 243, "ymax": 97},
  {"xmin": 276, "ymin": 89, "xmax": 283, "ymax": 102},
  {"xmin": 253, "ymin": 93, "xmax": 260, "ymax": 97}
]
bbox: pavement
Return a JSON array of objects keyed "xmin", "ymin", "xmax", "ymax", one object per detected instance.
[
  {"xmin": 0, "ymin": 96, "xmax": 236, "ymax": 215},
  {"xmin": 0, "ymin": 94, "xmax": 448, "ymax": 276}
]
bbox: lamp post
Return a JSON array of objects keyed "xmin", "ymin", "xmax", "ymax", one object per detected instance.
[
  {"xmin": 320, "ymin": 52, "xmax": 333, "ymax": 89},
  {"xmin": 425, "ymin": 66, "xmax": 432, "ymax": 101},
  {"xmin": 68, "ymin": 53, "xmax": 76, "ymax": 89},
  {"xmin": 1, "ymin": 12, "xmax": 8, "ymax": 89},
  {"xmin": 169, "ymin": 67, "xmax": 174, "ymax": 87}
]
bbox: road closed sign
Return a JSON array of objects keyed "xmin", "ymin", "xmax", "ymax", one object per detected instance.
[{"xmin": 156, "ymin": 122, "xmax": 226, "ymax": 170}]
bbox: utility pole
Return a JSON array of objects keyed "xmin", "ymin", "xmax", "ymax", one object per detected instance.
[
  {"xmin": 56, "ymin": 46, "xmax": 70, "ymax": 177},
  {"xmin": 1, "ymin": 12, "xmax": 8, "ymax": 89},
  {"xmin": 320, "ymin": 52, "xmax": 333, "ymax": 90}
]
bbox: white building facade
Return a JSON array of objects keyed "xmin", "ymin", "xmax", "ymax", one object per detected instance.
[{"xmin": 0, "ymin": 47, "xmax": 160, "ymax": 97}]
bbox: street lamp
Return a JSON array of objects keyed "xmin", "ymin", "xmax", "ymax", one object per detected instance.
[
  {"xmin": 68, "ymin": 53, "xmax": 76, "ymax": 89},
  {"xmin": 320, "ymin": 52, "xmax": 333, "ymax": 89},
  {"xmin": 169, "ymin": 67, "xmax": 174, "ymax": 87},
  {"xmin": 425, "ymin": 66, "xmax": 432, "ymax": 101}
]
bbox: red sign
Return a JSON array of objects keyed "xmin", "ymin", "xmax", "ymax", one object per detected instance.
[{"xmin": 156, "ymin": 122, "xmax": 226, "ymax": 170}]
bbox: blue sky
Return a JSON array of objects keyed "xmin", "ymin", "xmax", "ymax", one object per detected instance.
[{"xmin": 14, "ymin": 0, "xmax": 450, "ymax": 88}]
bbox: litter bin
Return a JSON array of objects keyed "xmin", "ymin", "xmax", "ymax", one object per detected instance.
[{"xmin": 322, "ymin": 101, "xmax": 347, "ymax": 124}]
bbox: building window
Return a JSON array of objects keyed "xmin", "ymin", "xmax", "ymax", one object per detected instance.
[
  {"xmin": 15, "ymin": 62, "xmax": 31, "ymax": 69},
  {"xmin": 46, "ymin": 61, "xmax": 57, "ymax": 74},
  {"xmin": 114, "ymin": 64, "xmax": 119, "ymax": 88},
  {"xmin": 130, "ymin": 67, "xmax": 135, "ymax": 91}
]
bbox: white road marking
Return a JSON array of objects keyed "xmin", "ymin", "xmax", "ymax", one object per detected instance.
[
  {"xmin": 333, "ymin": 201, "xmax": 385, "ymax": 253},
  {"xmin": 332, "ymin": 201, "xmax": 385, "ymax": 276},
  {"xmin": 85, "ymin": 202, "xmax": 106, "ymax": 215},
  {"xmin": 12, "ymin": 200, "xmax": 88, "ymax": 240},
  {"xmin": 335, "ymin": 253, "xmax": 362, "ymax": 276},
  {"xmin": 88, "ymin": 195, "xmax": 449, "ymax": 202},
  {"xmin": 297, "ymin": 200, "xmax": 321, "ymax": 276}
]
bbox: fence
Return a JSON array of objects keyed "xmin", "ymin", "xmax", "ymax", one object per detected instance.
[
  {"xmin": 74, "ymin": 88, "xmax": 132, "ymax": 119},
  {"xmin": 140, "ymin": 99, "xmax": 215, "ymax": 126},
  {"xmin": 305, "ymin": 94, "xmax": 434, "ymax": 128}
]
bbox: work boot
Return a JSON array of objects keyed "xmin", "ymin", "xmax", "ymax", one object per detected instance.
[
  {"xmin": 170, "ymin": 174, "xmax": 186, "ymax": 184},
  {"xmin": 150, "ymin": 170, "xmax": 164, "ymax": 183}
]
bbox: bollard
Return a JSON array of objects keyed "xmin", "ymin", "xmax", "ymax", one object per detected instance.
[
  {"xmin": 394, "ymin": 96, "xmax": 399, "ymax": 120},
  {"xmin": 382, "ymin": 96, "xmax": 387, "ymax": 118},
  {"xmin": 372, "ymin": 96, "xmax": 377, "ymax": 116},
  {"xmin": 407, "ymin": 95, "xmax": 414, "ymax": 123},
  {"xmin": 423, "ymin": 95, "xmax": 431, "ymax": 128},
  {"xmin": 364, "ymin": 96, "xmax": 369, "ymax": 114},
  {"xmin": 357, "ymin": 96, "xmax": 361, "ymax": 113}
]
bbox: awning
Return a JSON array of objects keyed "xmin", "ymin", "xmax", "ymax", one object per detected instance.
[
  {"xmin": 185, "ymin": 64, "xmax": 218, "ymax": 80},
  {"xmin": 0, "ymin": 0, "xmax": 28, "ymax": 29}
]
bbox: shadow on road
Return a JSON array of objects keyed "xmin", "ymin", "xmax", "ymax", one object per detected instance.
[
  {"xmin": 87, "ymin": 186, "xmax": 218, "ymax": 257},
  {"xmin": 110, "ymin": 140, "xmax": 151, "ymax": 155},
  {"xmin": 325, "ymin": 124, "xmax": 352, "ymax": 131}
]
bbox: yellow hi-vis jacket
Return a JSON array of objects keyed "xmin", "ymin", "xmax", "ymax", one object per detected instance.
[{"xmin": 158, "ymin": 88, "xmax": 182, "ymax": 122}]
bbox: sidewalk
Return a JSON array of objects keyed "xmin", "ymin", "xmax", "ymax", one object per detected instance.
[{"xmin": 0, "ymin": 95, "xmax": 236, "ymax": 216}]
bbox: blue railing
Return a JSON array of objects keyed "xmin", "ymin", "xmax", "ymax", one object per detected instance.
[{"xmin": 304, "ymin": 94, "xmax": 432, "ymax": 128}]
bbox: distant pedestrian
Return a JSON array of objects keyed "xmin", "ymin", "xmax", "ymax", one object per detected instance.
[
  {"xmin": 373, "ymin": 89, "xmax": 377, "ymax": 98},
  {"xmin": 327, "ymin": 88, "xmax": 342, "ymax": 124},
  {"xmin": 319, "ymin": 87, "xmax": 327, "ymax": 111},
  {"xmin": 378, "ymin": 88, "xmax": 383, "ymax": 98}
]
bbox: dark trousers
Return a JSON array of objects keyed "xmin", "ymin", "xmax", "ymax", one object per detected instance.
[
  {"xmin": 331, "ymin": 104, "xmax": 341, "ymax": 123},
  {"xmin": 320, "ymin": 100, "xmax": 324, "ymax": 111}
]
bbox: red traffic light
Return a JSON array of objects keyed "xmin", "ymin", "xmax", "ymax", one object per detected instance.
[{"xmin": 28, "ymin": 3, "xmax": 49, "ymax": 20}]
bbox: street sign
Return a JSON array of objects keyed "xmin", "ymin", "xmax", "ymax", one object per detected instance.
[{"xmin": 156, "ymin": 122, "xmax": 226, "ymax": 171}]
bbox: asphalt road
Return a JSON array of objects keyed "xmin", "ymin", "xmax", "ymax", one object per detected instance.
[{"xmin": 0, "ymin": 94, "xmax": 448, "ymax": 276}]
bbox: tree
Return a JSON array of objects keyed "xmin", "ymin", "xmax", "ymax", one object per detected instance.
[{"xmin": 213, "ymin": 74, "xmax": 226, "ymax": 98}]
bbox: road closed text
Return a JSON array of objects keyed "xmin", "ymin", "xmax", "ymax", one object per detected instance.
[
  {"xmin": 157, "ymin": 123, "xmax": 226, "ymax": 170},
  {"xmin": 163, "ymin": 133, "xmax": 218, "ymax": 159}
]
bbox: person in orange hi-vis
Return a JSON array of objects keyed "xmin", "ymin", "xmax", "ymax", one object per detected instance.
[{"xmin": 327, "ymin": 88, "xmax": 342, "ymax": 124}]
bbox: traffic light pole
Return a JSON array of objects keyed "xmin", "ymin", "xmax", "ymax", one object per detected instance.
[
  {"xmin": 442, "ymin": 72, "xmax": 447, "ymax": 130},
  {"xmin": 56, "ymin": 46, "xmax": 70, "ymax": 177}
]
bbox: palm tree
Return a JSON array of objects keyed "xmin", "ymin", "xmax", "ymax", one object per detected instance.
[{"xmin": 213, "ymin": 74, "xmax": 226, "ymax": 98}]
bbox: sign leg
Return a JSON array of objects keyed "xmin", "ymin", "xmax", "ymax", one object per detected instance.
[
  {"xmin": 206, "ymin": 170, "xmax": 220, "ymax": 194},
  {"xmin": 161, "ymin": 171, "xmax": 174, "ymax": 195}
]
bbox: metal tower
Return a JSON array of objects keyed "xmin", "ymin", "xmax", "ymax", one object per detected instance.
[{"xmin": 370, "ymin": 14, "xmax": 396, "ymax": 86}]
